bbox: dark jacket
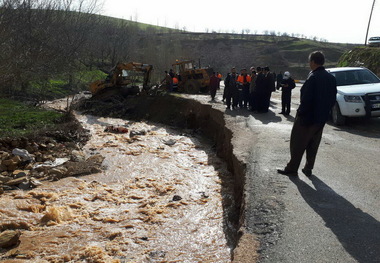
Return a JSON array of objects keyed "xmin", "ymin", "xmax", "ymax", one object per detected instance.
[
  {"xmin": 276, "ymin": 73, "xmax": 283, "ymax": 83},
  {"xmin": 297, "ymin": 66, "xmax": 337, "ymax": 126},
  {"xmin": 263, "ymin": 72, "xmax": 276, "ymax": 92},
  {"xmin": 224, "ymin": 73, "xmax": 237, "ymax": 89},
  {"xmin": 255, "ymin": 72, "xmax": 265, "ymax": 93},
  {"xmin": 209, "ymin": 75, "xmax": 219, "ymax": 91},
  {"xmin": 280, "ymin": 77, "xmax": 296, "ymax": 93}
]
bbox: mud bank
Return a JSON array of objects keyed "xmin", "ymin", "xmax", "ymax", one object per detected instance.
[{"xmin": 81, "ymin": 94, "xmax": 260, "ymax": 262}]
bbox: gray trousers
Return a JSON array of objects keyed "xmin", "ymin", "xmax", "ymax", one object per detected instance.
[{"xmin": 286, "ymin": 116, "xmax": 325, "ymax": 172}]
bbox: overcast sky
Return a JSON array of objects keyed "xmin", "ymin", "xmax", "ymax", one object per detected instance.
[{"xmin": 100, "ymin": 0, "xmax": 380, "ymax": 44}]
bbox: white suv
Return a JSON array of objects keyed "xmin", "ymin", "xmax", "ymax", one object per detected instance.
[
  {"xmin": 327, "ymin": 67, "xmax": 380, "ymax": 125},
  {"xmin": 368, "ymin": 36, "xmax": 380, "ymax": 47}
]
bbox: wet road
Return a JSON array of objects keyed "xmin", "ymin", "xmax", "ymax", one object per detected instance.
[
  {"xmin": 182, "ymin": 85, "xmax": 380, "ymax": 262},
  {"xmin": 242, "ymin": 86, "xmax": 380, "ymax": 263}
]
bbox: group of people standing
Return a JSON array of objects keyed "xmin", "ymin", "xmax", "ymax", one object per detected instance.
[
  {"xmin": 223, "ymin": 66, "xmax": 271, "ymax": 112},
  {"xmin": 214, "ymin": 51, "xmax": 338, "ymax": 179},
  {"xmin": 220, "ymin": 66, "xmax": 295, "ymax": 114}
]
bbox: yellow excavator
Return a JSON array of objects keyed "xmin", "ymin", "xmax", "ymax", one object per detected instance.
[{"xmin": 89, "ymin": 62, "xmax": 153, "ymax": 97}]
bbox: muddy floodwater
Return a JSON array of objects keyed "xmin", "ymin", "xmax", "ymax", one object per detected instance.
[{"xmin": 1, "ymin": 105, "xmax": 236, "ymax": 262}]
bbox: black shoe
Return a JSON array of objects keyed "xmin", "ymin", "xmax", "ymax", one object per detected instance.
[
  {"xmin": 277, "ymin": 169, "xmax": 298, "ymax": 176},
  {"xmin": 279, "ymin": 111, "xmax": 284, "ymax": 114},
  {"xmin": 302, "ymin": 168, "xmax": 312, "ymax": 177},
  {"xmin": 226, "ymin": 106, "xmax": 231, "ymax": 110}
]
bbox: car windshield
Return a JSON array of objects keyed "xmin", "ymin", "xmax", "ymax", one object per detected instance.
[{"xmin": 330, "ymin": 69, "xmax": 380, "ymax": 86}]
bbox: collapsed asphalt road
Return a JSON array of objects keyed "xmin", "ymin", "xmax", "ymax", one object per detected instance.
[
  {"xmin": 206, "ymin": 86, "xmax": 380, "ymax": 263},
  {"xmin": 163, "ymin": 85, "xmax": 380, "ymax": 262},
  {"xmin": 244, "ymin": 88, "xmax": 380, "ymax": 263}
]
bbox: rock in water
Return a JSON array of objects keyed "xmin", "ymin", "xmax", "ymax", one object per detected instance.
[
  {"xmin": 130, "ymin": 129, "xmax": 146, "ymax": 137},
  {"xmin": 0, "ymin": 230, "xmax": 21, "ymax": 248},
  {"xmin": 172, "ymin": 195, "xmax": 182, "ymax": 201},
  {"xmin": 162, "ymin": 139, "xmax": 176, "ymax": 146}
]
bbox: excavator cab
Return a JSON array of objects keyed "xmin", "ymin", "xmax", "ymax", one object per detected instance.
[
  {"xmin": 89, "ymin": 62, "xmax": 153, "ymax": 97},
  {"xmin": 173, "ymin": 61, "xmax": 194, "ymax": 73}
]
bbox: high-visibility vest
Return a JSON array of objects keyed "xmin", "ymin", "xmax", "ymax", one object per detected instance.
[
  {"xmin": 173, "ymin": 77, "xmax": 179, "ymax": 84},
  {"xmin": 237, "ymin": 75, "xmax": 251, "ymax": 84},
  {"xmin": 217, "ymin": 73, "xmax": 222, "ymax": 79}
]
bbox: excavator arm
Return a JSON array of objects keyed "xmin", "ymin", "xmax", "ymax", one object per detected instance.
[{"xmin": 89, "ymin": 62, "xmax": 153, "ymax": 95}]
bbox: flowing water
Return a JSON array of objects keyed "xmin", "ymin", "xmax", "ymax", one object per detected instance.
[{"xmin": 1, "ymin": 100, "xmax": 235, "ymax": 262}]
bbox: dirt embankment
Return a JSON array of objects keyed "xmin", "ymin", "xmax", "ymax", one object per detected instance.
[
  {"xmin": 0, "ymin": 115, "xmax": 102, "ymax": 192},
  {"xmin": 80, "ymin": 94, "xmax": 260, "ymax": 262}
]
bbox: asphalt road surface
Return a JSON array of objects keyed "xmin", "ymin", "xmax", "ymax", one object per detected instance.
[{"xmin": 242, "ymin": 85, "xmax": 380, "ymax": 263}]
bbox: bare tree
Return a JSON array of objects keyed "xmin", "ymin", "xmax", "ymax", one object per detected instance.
[{"xmin": 0, "ymin": 0, "xmax": 100, "ymax": 98}]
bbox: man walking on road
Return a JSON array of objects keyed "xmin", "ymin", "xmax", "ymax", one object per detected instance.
[{"xmin": 277, "ymin": 51, "xmax": 337, "ymax": 176}]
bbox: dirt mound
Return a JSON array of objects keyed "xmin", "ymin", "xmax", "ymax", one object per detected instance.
[{"xmin": 0, "ymin": 113, "xmax": 104, "ymax": 192}]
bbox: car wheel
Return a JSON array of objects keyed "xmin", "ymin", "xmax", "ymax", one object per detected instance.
[{"xmin": 332, "ymin": 103, "xmax": 346, "ymax": 125}]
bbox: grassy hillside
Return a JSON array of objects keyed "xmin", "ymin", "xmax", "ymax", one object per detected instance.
[
  {"xmin": 0, "ymin": 5, "xmax": 359, "ymax": 101},
  {"xmin": 145, "ymin": 32, "xmax": 356, "ymax": 79},
  {"xmin": 338, "ymin": 47, "xmax": 380, "ymax": 76}
]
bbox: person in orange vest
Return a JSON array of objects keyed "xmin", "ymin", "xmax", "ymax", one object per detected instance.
[
  {"xmin": 217, "ymin": 72, "xmax": 222, "ymax": 81},
  {"xmin": 172, "ymin": 74, "xmax": 179, "ymax": 92},
  {"xmin": 161, "ymin": 70, "xmax": 173, "ymax": 92},
  {"xmin": 217, "ymin": 72, "xmax": 222, "ymax": 90},
  {"xmin": 236, "ymin": 68, "xmax": 252, "ymax": 108}
]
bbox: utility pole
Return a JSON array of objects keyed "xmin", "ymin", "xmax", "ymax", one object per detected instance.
[{"xmin": 365, "ymin": 0, "xmax": 376, "ymax": 46}]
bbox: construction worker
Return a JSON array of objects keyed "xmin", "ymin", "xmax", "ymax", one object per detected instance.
[
  {"xmin": 237, "ymin": 68, "xmax": 251, "ymax": 109},
  {"xmin": 217, "ymin": 72, "xmax": 222, "ymax": 80},
  {"xmin": 172, "ymin": 75, "xmax": 179, "ymax": 92},
  {"xmin": 169, "ymin": 69, "xmax": 175, "ymax": 78},
  {"xmin": 217, "ymin": 72, "xmax": 222, "ymax": 90},
  {"xmin": 224, "ymin": 67, "xmax": 238, "ymax": 110},
  {"xmin": 161, "ymin": 71, "xmax": 173, "ymax": 92}
]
